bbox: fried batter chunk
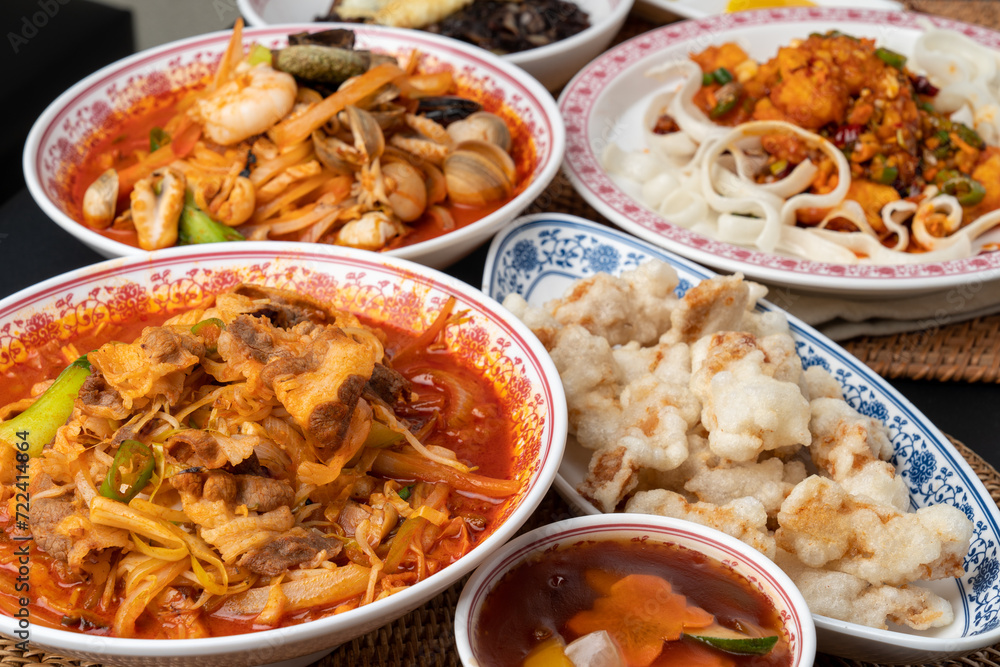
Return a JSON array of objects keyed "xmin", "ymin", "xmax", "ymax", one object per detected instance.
[{"xmin": 776, "ymin": 475, "xmax": 972, "ymax": 586}]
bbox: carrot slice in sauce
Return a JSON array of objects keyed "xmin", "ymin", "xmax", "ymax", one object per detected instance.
[
  {"xmin": 568, "ymin": 573, "xmax": 719, "ymax": 667},
  {"xmin": 583, "ymin": 569, "xmax": 621, "ymax": 596},
  {"xmin": 268, "ymin": 62, "xmax": 404, "ymax": 147},
  {"xmin": 116, "ymin": 121, "xmax": 202, "ymax": 198},
  {"xmin": 684, "ymin": 605, "xmax": 715, "ymax": 629}
]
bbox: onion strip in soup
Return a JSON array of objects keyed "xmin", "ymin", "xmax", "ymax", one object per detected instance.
[{"xmin": 0, "ymin": 285, "xmax": 517, "ymax": 638}]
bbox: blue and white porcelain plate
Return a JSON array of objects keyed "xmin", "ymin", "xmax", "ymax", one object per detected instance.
[{"xmin": 483, "ymin": 213, "xmax": 1000, "ymax": 664}]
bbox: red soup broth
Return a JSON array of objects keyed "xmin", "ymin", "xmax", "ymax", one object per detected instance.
[
  {"xmin": 474, "ymin": 539, "xmax": 793, "ymax": 667},
  {"xmin": 0, "ymin": 309, "xmax": 515, "ymax": 636}
]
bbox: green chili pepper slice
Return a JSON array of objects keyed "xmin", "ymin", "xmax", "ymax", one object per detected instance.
[
  {"xmin": 711, "ymin": 67, "xmax": 733, "ymax": 85},
  {"xmin": 955, "ymin": 123, "xmax": 985, "ymax": 149},
  {"xmin": 248, "ymin": 43, "xmax": 272, "ymax": 66},
  {"xmin": 191, "ymin": 318, "xmax": 226, "ymax": 335},
  {"xmin": 917, "ymin": 100, "xmax": 935, "ymax": 113},
  {"xmin": 710, "ymin": 82, "xmax": 742, "ymax": 119},
  {"xmin": 875, "ymin": 47, "xmax": 906, "ymax": 69},
  {"xmin": 829, "ymin": 30, "xmax": 859, "ymax": 41},
  {"xmin": 870, "ymin": 155, "xmax": 898, "ymax": 185},
  {"xmin": 769, "ymin": 159, "xmax": 789, "ymax": 176},
  {"xmin": 711, "ymin": 98, "xmax": 737, "ymax": 118},
  {"xmin": 942, "ymin": 176, "xmax": 986, "ymax": 206},
  {"xmin": 935, "ymin": 169, "xmax": 960, "ymax": 185},
  {"xmin": 702, "ymin": 72, "xmax": 714, "ymax": 86},
  {"xmin": 100, "ymin": 439, "xmax": 155, "ymax": 503},
  {"xmin": 0, "ymin": 355, "xmax": 92, "ymax": 458},
  {"xmin": 811, "ymin": 30, "xmax": 858, "ymax": 41},
  {"xmin": 149, "ymin": 127, "xmax": 171, "ymax": 152},
  {"xmin": 179, "ymin": 193, "xmax": 245, "ymax": 245},
  {"xmin": 932, "ymin": 130, "xmax": 951, "ymax": 158}
]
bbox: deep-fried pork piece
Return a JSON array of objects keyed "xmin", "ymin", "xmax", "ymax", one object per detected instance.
[
  {"xmin": 238, "ymin": 527, "xmax": 342, "ymax": 576},
  {"xmin": 170, "ymin": 470, "xmax": 294, "ymax": 512},
  {"xmin": 77, "ymin": 370, "xmax": 130, "ymax": 419},
  {"xmin": 626, "ymin": 488, "xmax": 776, "ymax": 559},
  {"xmin": 88, "ymin": 325, "xmax": 204, "ymax": 408},
  {"xmin": 775, "ymin": 549, "xmax": 954, "ymax": 630}
]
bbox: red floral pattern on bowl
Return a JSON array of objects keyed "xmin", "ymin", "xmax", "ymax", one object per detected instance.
[
  {"xmin": 0, "ymin": 243, "xmax": 567, "ymax": 667},
  {"xmin": 26, "ymin": 24, "xmax": 564, "ymax": 269}
]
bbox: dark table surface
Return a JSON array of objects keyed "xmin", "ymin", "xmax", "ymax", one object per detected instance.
[{"xmin": 2, "ymin": 0, "xmax": 999, "ymax": 477}]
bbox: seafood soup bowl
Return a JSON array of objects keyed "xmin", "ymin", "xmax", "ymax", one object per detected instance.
[
  {"xmin": 454, "ymin": 514, "xmax": 817, "ymax": 667},
  {"xmin": 0, "ymin": 242, "xmax": 567, "ymax": 667},
  {"xmin": 236, "ymin": 0, "xmax": 636, "ymax": 90},
  {"xmin": 23, "ymin": 23, "xmax": 565, "ymax": 269}
]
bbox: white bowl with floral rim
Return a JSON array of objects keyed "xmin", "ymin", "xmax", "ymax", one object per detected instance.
[
  {"xmin": 23, "ymin": 24, "xmax": 564, "ymax": 269},
  {"xmin": 454, "ymin": 513, "xmax": 816, "ymax": 667},
  {"xmin": 0, "ymin": 242, "xmax": 567, "ymax": 667},
  {"xmin": 237, "ymin": 0, "xmax": 636, "ymax": 91}
]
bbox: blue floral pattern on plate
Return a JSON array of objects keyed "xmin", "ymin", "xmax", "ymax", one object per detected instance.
[{"xmin": 483, "ymin": 213, "xmax": 1000, "ymax": 646}]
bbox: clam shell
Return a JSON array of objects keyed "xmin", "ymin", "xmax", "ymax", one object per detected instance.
[
  {"xmin": 443, "ymin": 140, "xmax": 516, "ymax": 207},
  {"xmin": 447, "ymin": 112, "xmax": 512, "ymax": 152}
]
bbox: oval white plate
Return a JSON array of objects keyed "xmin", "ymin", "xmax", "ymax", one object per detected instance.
[
  {"xmin": 638, "ymin": 0, "xmax": 902, "ymax": 21},
  {"xmin": 483, "ymin": 212, "xmax": 1000, "ymax": 664},
  {"xmin": 559, "ymin": 7, "xmax": 1000, "ymax": 295}
]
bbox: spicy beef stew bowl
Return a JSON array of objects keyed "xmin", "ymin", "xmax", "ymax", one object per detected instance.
[
  {"xmin": 237, "ymin": 0, "xmax": 635, "ymax": 90},
  {"xmin": 455, "ymin": 513, "xmax": 816, "ymax": 667},
  {"xmin": 0, "ymin": 242, "xmax": 567, "ymax": 666},
  {"xmin": 23, "ymin": 23, "xmax": 564, "ymax": 269}
]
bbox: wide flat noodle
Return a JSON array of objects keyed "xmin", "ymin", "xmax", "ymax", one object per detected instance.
[{"xmin": 600, "ymin": 29, "xmax": 1000, "ymax": 265}]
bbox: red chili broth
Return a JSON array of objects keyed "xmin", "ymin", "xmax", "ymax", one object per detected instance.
[
  {"xmin": 475, "ymin": 539, "xmax": 793, "ymax": 667},
  {"xmin": 67, "ymin": 71, "xmax": 533, "ymax": 252},
  {"xmin": 68, "ymin": 88, "xmax": 198, "ymax": 249},
  {"xmin": 0, "ymin": 310, "xmax": 515, "ymax": 637}
]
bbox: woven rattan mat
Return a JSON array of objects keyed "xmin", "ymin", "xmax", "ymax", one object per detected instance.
[{"xmin": 2, "ymin": 436, "xmax": 997, "ymax": 667}]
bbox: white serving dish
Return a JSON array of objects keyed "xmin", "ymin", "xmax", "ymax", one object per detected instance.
[
  {"xmin": 558, "ymin": 8, "xmax": 1000, "ymax": 295},
  {"xmin": 455, "ymin": 514, "xmax": 816, "ymax": 667},
  {"xmin": 237, "ymin": 0, "xmax": 635, "ymax": 91},
  {"xmin": 482, "ymin": 212, "xmax": 1000, "ymax": 664},
  {"xmin": 0, "ymin": 242, "xmax": 568, "ymax": 667},
  {"xmin": 23, "ymin": 24, "xmax": 564, "ymax": 270},
  {"xmin": 635, "ymin": 0, "xmax": 901, "ymax": 22}
]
